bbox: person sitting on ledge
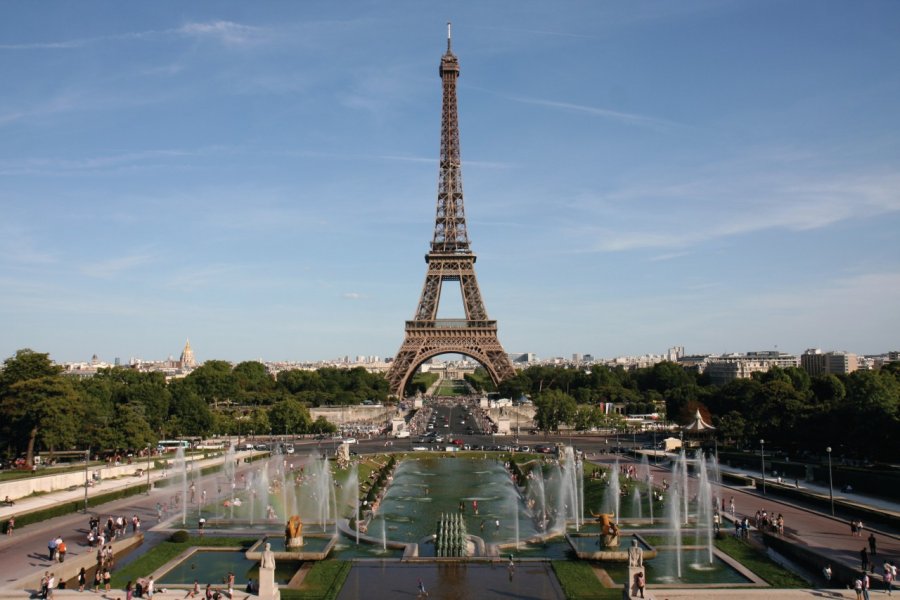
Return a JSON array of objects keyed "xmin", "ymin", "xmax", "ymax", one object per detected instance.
[{"xmin": 3, "ymin": 496, "xmax": 13, "ymax": 506}]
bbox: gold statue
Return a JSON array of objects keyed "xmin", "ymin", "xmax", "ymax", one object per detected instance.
[
  {"xmin": 589, "ymin": 510, "xmax": 619, "ymax": 537},
  {"xmin": 285, "ymin": 514, "xmax": 303, "ymax": 547}
]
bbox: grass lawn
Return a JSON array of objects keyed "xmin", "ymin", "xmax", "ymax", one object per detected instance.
[
  {"xmin": 715, "ymin": 535, "xmax": 807, "ymax": 587},
  {"xmin": 111, "ymin": 536, "xmax": 256, "ymax": 587},
  {"xmin": 281, "ymin": 561, "xmax": 350, "ymax": 600},
  {"xmin": 551, "ymin": 561, "xmax": 620, "ymax": 600}
]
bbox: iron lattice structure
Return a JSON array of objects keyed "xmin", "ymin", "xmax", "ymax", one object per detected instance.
[{"xmin": 386, "ymin": 27, "xmax": 516, "ymax": 397}]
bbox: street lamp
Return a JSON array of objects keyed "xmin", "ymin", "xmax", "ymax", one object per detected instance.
[
  {"xmin": 826, "ymin": 446, "xmax": 834, "ymax": 516},
  {"xmin": 146, "ymin": 444, "xmax": 152, "ymax": 495},
  {"xmin": 760, "ymin": 439, "xmax": 766, "ymax": 495}
]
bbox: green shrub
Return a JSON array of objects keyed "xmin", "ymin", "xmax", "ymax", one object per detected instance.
[{"xmin": 169, "ymin": 530, "xmax": 190, "ymax": 543}]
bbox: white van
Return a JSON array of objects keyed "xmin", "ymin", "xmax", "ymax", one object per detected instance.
[{"xmin": 393, "ymin": 430, "xmax": 410, "ymax": 439}]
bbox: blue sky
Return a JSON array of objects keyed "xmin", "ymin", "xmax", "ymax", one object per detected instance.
[{"xmin": 2, "ymin": 1, "xmax": 899, "ymax": 364}]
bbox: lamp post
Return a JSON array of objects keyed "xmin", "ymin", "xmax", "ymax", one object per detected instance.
[
  {"xmin": 84, "ymin": 449, "xmax": 90, "ymax": 513},
  {"xmin": 826, "ymin": 446, "xmax": 834, "ymax": 516},
  {"xmin": 146, "ymin": 444, "xmax": 151, "ymax": 495},
  {"xmin": 760, "ymin": 439, "xmax": 766, "ymax": 495}
]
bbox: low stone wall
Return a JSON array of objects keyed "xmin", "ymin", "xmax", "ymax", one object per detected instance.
[
  {"xmin": 310, "ymin": 405, "xmax": 399, "ymax": 427},
  {"xmin": 0, "ymin": 463, "xmax": 150, "ymax": 502}
]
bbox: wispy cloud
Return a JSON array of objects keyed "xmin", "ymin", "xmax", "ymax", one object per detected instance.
[
  {"xmin": 80, "ymin": 253, "xmax": 157, "ymax": 279},
  {"xmin": 510, "ymin": 96, "xmax": 682, "ymax": 130},
  {"xmin": 0, "ymin": 20, "xmax": 269, "ymax": 50},
  {"xmin": 0, "ymin": 149, "xmax": 196, "ymax": 175},
  {"xmin": 574, "ymin": 168, "xmax": 900, "ymax": 253},
  {"xmin": 342, "ymin": 292, "xmax": 363, "ymax": 300}
]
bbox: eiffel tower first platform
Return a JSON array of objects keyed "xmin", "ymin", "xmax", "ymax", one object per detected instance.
[{"xmin": 386, "ymin": 25, "xmax": 516, "ymax": 397}]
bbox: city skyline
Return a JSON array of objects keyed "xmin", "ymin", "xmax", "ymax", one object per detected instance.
[{"xmin": 2, "ymin": 2, "xmax": 899, "ymax": 364}]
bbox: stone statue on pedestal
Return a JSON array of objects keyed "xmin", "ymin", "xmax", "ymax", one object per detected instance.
[
  {"xmin": 628, "ymin": 538, "xmax": 643, "ymax": 567},
  {"xmin": 626, "ymin": 537, "xmax": 645, "ymax": 598},
  {"xmin": 259, "ymin": 542, "xmax": 280, "ymax": 600}
]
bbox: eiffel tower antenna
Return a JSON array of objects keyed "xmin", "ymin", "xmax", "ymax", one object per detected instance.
[{"xmin": 386, "ymin": 27, "xmax": 516, "ymax": 397}]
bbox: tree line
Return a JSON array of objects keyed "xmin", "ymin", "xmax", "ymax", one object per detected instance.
[
  {"xmin": 0, "ymin": 349, "xmax": 388, "ymax": 466},
  {"xmin": 487, "ymin": 361, "xmax": 900, "ymax": 461}
]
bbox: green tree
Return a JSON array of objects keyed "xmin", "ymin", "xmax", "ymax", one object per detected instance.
[
  {"xmin": 533, "ymin": 389, "xmax": 576, "ymax": 432},
  {"xmin": 6, "ymin": 376, "xmax": 82, "ymax": 464},
  {"xmin": 268, "ymin": 398, "xmax": 312, "ymax": 435},
  {"xmin": 186, "ymin": 360, "xmax": 237, "ymax": 407}
]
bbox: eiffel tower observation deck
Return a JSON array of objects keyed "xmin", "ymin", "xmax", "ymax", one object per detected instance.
[{"xmin": 386, "ymin": 25, "xmax": 516, "ymax": 397}]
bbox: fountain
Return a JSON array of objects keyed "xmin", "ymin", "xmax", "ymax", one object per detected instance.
[
  {"xmin": 631, "ymin": 487, "xmax": 642, "ymax": 521},
  {"xmin": 695, "ymin": 450, "xmax": 714, "ymax": 566},
  {"xmin": 173, "ymin": 446, "xmax": 188, "ymax": 526},
  {"xmin": 666, "ymin": 486, "xmax": 683, "ymax": 579},
  {"xmin": 603, "ymin": 459, "xmax": 621, "ymax": 525}
]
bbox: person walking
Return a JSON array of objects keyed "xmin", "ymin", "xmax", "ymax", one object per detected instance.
[
  {"xmin": 863, "ymin": 572, "xmax": 871, "ymax": 600},
  {"xmin": 93, "ymin": 570, "xmax": 102, "ymax": 593},
  {"xmin": 77, "ymin": 568, "xmax": 87, "ymax": 592},
  {"xmin": 884, "ymin": 562, "xmax": 894, "ymax": 596},
  {"xmin": 861, "ymin": 547, "xmax": 869, "ymax": 572},
  {"xmin": 146, "ymin": 576, "xmax": 155, "ymax": 599},
  {"xmin": 57, "ymin": 539, "xmax": 67, "ymax": 563},
  {"xmin": 417, "ymin": 579, "xmax": 429, "ymax": 598},
  {"xmin": 5, "ymin": 515, "xmax": 13, "ymax": 536},
  {"xmin": 823, "ymin": 564, "xmax": 832, "ymax": 583},
  {"xmin": 868, "ymin": 533, "xmax": 877, "ymax": 557}
]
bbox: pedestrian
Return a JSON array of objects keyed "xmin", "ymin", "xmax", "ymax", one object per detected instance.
[
  {"xmin": 885, "ymin": 562, "xmax": 894, "ymax": 596},
  {"xmin": 57, "ymin": 539, "xmax": 67, "ymax": 563},
  {"xmin": 48, "ymin": 538, "xmax": 58, "ymax": 561},
  {"xmin": 47, "ymin": 573, "xmax": 56, "ymax": 600},
  {"xmin": 41, "ymin": 572, "xmax": 50, "ymax": 600},
  {"xmin": 868, "ymin": 533, "xmax": 877, "ymax": 557},
  {"xmin": 417, "ymin": 579, "xmax": 428, "ymax": 598},
  {"xmin": 729, "ymin": 496, "xmax": 735, "ymax": 516},
  {"xmin": 634, "ymin": 571, "xmax": 645, "ymax": 599},
  {"xmin": 5, "ymin": 515, "xmax": 13, "ymax": 536},
  {"xmin": 822, "ymin": 563, "xmax": 832, "ymax": 583},
  {"xmin": 851, "ymin": 519, "xmax": 858, "ymax": 536},
  {"xmin": 185, "ymin": 580, "xmax": 199, "ymax": 599},
  {"xmin": 495, "ymin": 519, "xmax": 500, "ymax": 531},
  {"xmin": 93, "ymin": 570, "xmax": 102, "ymax": 593},
  {"xmin": 126, "ymin": 581, "xmax": 133, "ymax": 600},
  {"xmin": 227, "ymin": 572, "xmax": 234, "ymax": 598},
  {"xmin": 863, "ymin": 572, "xmax": 871, "ymax": 600},
  {"xmin": 861, "ymin": 547, "xmax": 869, "ymax": 572},
  {"xmin": 205, "ymin": 583, "xmax": 213, "ymax": 600},
  {"xmin": 146, "ymin": 576, "xmax": 155, "ymax": 599},
  {"xmin": 78, "ymin": 567, "xmax": 87, "ymax": 592},
  {"xmin": 854, "ymin": 575, "xmax": 864, "ymax": 600},
  {"xmin": 104, "ymin": 568, "xmax": 112, "ymax": 592}
]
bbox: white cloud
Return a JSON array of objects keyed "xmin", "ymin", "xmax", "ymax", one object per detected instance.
[{"xmin": 342, "ymin": 292, "xmax": 363, "ymax": 300}]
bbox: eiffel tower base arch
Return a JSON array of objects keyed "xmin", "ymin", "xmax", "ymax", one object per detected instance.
[{"xmin": 386, "ymin": 320, "xmax": 516, "ymax": 398}]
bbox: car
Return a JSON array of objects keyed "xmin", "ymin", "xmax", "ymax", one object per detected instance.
[
  {"xmin": 443, "ymin": 424, "xmax": 450, "ymax": 428},
  {"xmin": 254, "ymin": 444, "xmax": 269, "ymax": 451},
  {"xmin": 412, "ymin": 446, "xmax": 429, "ymax": 451},
  {"xmin": 343, "ymin": 438, "xmax": 358, "ymax": 444},
  {"xmin": 434, "ymin": 435, "xmax": 444, "ymax": 443},
  {"xmin": 452, "ymin": 439, "xmax": 464, "ymax": 446}
]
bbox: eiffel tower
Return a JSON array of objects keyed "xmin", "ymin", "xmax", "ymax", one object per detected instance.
[{"xmin": 386, "ymin": 25, "xmax": 516, "ymax": 397}]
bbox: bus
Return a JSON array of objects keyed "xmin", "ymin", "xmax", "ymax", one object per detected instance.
[{"xmin": 157, "ymin": 440, "xmax": 191, "ymax": 452}]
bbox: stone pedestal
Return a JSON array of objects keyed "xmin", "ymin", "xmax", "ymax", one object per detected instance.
[
  {"xmin": 286, "ymin": 536, "xmax": 304, "ymax": 548},
  {"xmin": 623, "ymin": 566, "xmax": 646, "ymax": 599},
  {"xmin": 259, "ymin": 566, "xmax": 280, "ymax": 600}
]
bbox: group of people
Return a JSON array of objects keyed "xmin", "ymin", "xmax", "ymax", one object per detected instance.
[{"xmin": 754, "ymin": 509, "xmax": 785, "ymax": 535}]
